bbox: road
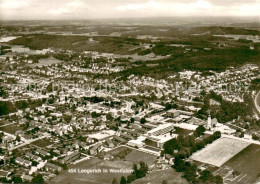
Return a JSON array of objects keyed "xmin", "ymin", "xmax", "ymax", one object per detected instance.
[
  {"xmin": 8, "ymin": 133, "xmax": 49, "ymax": 151},
  {"xmin": 255, "ymin": 91, "xmax": 260, "ymax": 114},
  {"xmin": 0, "ymin": 121, "xmax": 16, "ymax": 128}
]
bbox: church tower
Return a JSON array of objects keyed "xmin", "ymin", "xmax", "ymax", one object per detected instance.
[{"xmin": 208, "ymin": 115, "xmax": 212, "ymax": 129}]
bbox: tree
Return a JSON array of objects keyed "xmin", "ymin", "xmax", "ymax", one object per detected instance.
[
  {"xmin": 127, "ymin": 175, "xmax": 135, "ymax": 183},
  {"xmin": 32, "ymin": 174, "xmax": 44, "ymax": 184},
  {"xmin": 32, "ymin": 160, "xmax": 38, "ymax": 166},
  {"xmin": 112, "ymin": 177, "xmax": 118, "ymax": 184},
  {"xmin": 140, "ymin": 117, "xmax": 146, "ymax": 124},
  {"xmin": 137, "ymin": 161, "xmax": 148, "ymax": 178},
  {"xmin": 16, "ymin": 135, "xmax": 21, "ymax": 142},
  {"xmin": 106, "ymin": 113, "xmax": 114, "ymax": 121},
  {"xmin": 163, "ymin": 138, "xmax": 180, "ymax": 155},
  {"xmin": 194, "ymin": 125, "xmax": 206, "ymax": 138},
  {"xmin": 174, "ymin": 157, "xmax": 186, "ymax": 172},
  {"xmin": 0, "ymin": 86, "xmax": 7, "ymax": 97},
  {"xmin": 215, "ymin": 175, "xmax": 223, "ymax": 184},
  {"xmin": 199, "ymin": 170, "xmax": 213, "ymax": 183},
  {"xmin": 0, "ymin": 159, "xmax": 4, "ymax": 165},
  {"xmin": 120, "ymin": 176, "xmax": 127, "ymax": 184},
  {"xmin": 130, "ymin": 117, "xmax": 135, "ymax": 123},
  {"xmin": 11, "ymin": 176, "xmax": 22, "ymax": 183},
  {"xmin": 184, "ymin": 164, "xmax": 197, "ymax": 183},
  {"xmin": 213, "ymin": 131, "xmax": 221, "ymax": 139},
  {"xmin": 162, "ymin": 180, "xmax": 168, "ymax": 184}
]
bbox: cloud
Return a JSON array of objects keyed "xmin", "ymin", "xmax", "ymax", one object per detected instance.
[
  {"xmin": 67, "ymin": 0, "xmax": 85, "ymax": 8},
  {"xmin": 48, "ymin": 0, "xmax": 87, "ymax": 16},
  {"xmin": 114, "ymin": 0, "xmax": 260, "ymax": 16},
  {"xmin": 115, "ymin": 1, "xmax": 159, "ymax": 11},
  {"xmin": 0, "ymin": 0, "xmax": 260, "ymax": 20},
  {"xmin": 0, "ymin": 0, "xmax": 29, "ymax": 9},
  {"xmin": 49, "ymin": 8, "xmax": 71, "ymax": 15},
  {"xmin": 237, "ymin": 3, "xmax": 260, "ymax": 16},
  {"xmin": 115, "ymin": 1, "xmax": 214, "ymax": 15}
]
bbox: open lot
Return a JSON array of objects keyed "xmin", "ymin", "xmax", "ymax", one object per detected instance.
[
  {"xmin": 107, "ymin": 146, "xmax": 157, "ymax": 167},
  {"xmin": 190, "ymin": 138, "xmax": 250, "ymax": 167},
  {"xmin": 223, "ymin": 144, "xmax": 260, "ymax": 184},
  {"xmin": 125, "ymin": 149, "xmax": 158, "ymax": 167},
  {"xmin": 0, "ymin": 123, "xmax": 23, "ymax": 134},
  {"xmin": 32, "ymin": 138, "xmax": 52, "ymax": 148}
]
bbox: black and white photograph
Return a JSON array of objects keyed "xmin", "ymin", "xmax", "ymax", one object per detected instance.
[{"xmin": 0, "ymin": 0, "xmax": 260, "ymax": 183}]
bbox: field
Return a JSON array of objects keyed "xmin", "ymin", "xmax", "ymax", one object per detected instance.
[
  {"xmin": 50, "ymin": 158, "xmax": 134, "ymax": 184},
  {"xmin": 133, "ymin": 169, "xmax": 188, "ymax": 184},
  {"xmin": 32, "ymin": 138, "xmax": 52, "ymax": 148},
  {"xmin": 51, "ymin": 147, "xmax": 158, "ymax": 184},
  {"xmin": 125, "ymin": 149, "xmax": 158, "ymax": 167},
  {"xmin": 0, "ymin": 123, "xmax": 23, "ymax": 134},
  {"xmin": 222, "ymin": 144, "xmax": 260, "ymax": 184},
  {"xmin": 190, "ymin": 138, "xmax": 250, "ymax": 167},
  {"xmin": 106, "ymin": 146, "xmax": 157, "ymax": 167}
]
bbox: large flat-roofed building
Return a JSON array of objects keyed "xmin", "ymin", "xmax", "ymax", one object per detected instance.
[
  {"xmin": 60, "ymin": 151, "xmax": 80, "ymax": 164},
  {"xmin": 121, "ymin": 128, "xmax": 139, "ymax": 137},
  {"xmin": 127, "ymin": 139, "xmax": 145, "ymax": 148},
  {"xmin": 147, "ymin": 123, "xmax": 175, "ymax": 136},
  {"xmin": 15, "ymin": 157, "xmax": 32, "ymax": 167},
  {"xmin": 45, "ymin": 162, "xmax": 62, "ymax": 172},
  {"xmin": 113, "ymin": 135, "xmax": 127, "ymax": 144},
  {"xmin": 145, "ymin": 123, "xmax": 177, "ymax": 148},
  {"xmin": 88, "ymin": 130, "xmax": 116, "ymax": 142},
  {"xmin": 89, "ymin": 143, "xmax": 102, "ymax": 155},
  {"xmin": 165, "ymin": 109, "xmax": 180, "ymax": 118}
]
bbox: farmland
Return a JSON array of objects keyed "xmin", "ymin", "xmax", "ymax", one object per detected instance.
[
  {"xmin": 125, "ymin": 149, "xmax": 157, "ymax": 167},
  {"xmin": 31, "ymin": 138, "xmax": 52, "ymax": 148},
  {"xmin": 222, "ymin": 144, "xmax": 260, "ymax": 184},
  {"xmin": 51, "ymin": 147, "xmax": 158, "ymax": 184},
  {"xmin": 50, "ymin": 158, "xmax": 133, "ymax": 184},
  {"xmin": 0, "ymin": 123, "xmax": 23, "ymax": 134},
  {"xmin": 190, "ymin": 138, "xmax": 250, "ymax": 167}
]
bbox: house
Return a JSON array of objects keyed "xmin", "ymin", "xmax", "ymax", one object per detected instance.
[
  {"xmin": 132, "ymin": 126, "xmax": 147, "ymax": 134},
  {"xmin": 127, "ymin": 139, "xmax": 144, "ymax": 148},
  {"xmin": 122, "ymin": 128, "xmax": 139, "ymax": 137},
  {"xmin": 120, "ymin": 133, "xmax": 134, "ymax": 140},
  {"xmin": 113, "ymin": 135, "xmax": 127, "ymax": 144},
  {"xmin": 145, "ymin": 123, "xmax": 176, "ymax": 148},
  {"xmin": 105, "ymin": 139, "xmax": 115, "ymax": 148},
  {"xmin": 166, "ymin": 109, "xmax": 180, "ymax": 118},
  {"xmin": 15, "ymin": 157, "xmax": 32, "ymax": 167},
  {"xmin": 35, "ymin": 148, "xmax": 50, "ymax": 157},
  {"xmin": 140, "ymin": 123, "xmax": 156, "ymax": 130},
  {"xmin": 165, "ymin": 154, "xmax": 174, "ymax": 164},
  {"xmin": 45, "ymin": 162, "xmax": 62, "ymax": 172},
  {"xmin": 60, "ymin": 151, "xmax": 80, "ymax": 164},
  {"xmin": 104, "ymin": 153, "xmax": 113, "ymax": 160},
  {"xmin": 22, "ymin": 175, "xmax": 33, "ymax": 182},
  {"xmin": 89, "ymin": 143, "xmax": 102, "ymax": 155},
  {"xmin": 25, "ymin": 153, "xmax": 42, "ymax": 162},
  {"xmin": 0, "ymin": 170, "xmax": 10, "ymax": 178},
  {"xmin": 88, "ymin": 130, "xmax": 115, "ymax": 142}
]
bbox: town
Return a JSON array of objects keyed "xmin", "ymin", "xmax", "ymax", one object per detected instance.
[{"xmin": 0, "ymin": 19, "xmax": 260, "ymax": 184}]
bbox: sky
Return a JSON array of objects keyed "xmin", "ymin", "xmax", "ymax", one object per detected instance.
[{"xmin": 0, "ymin": 0, "xmax": 260, "ymax": 20}]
